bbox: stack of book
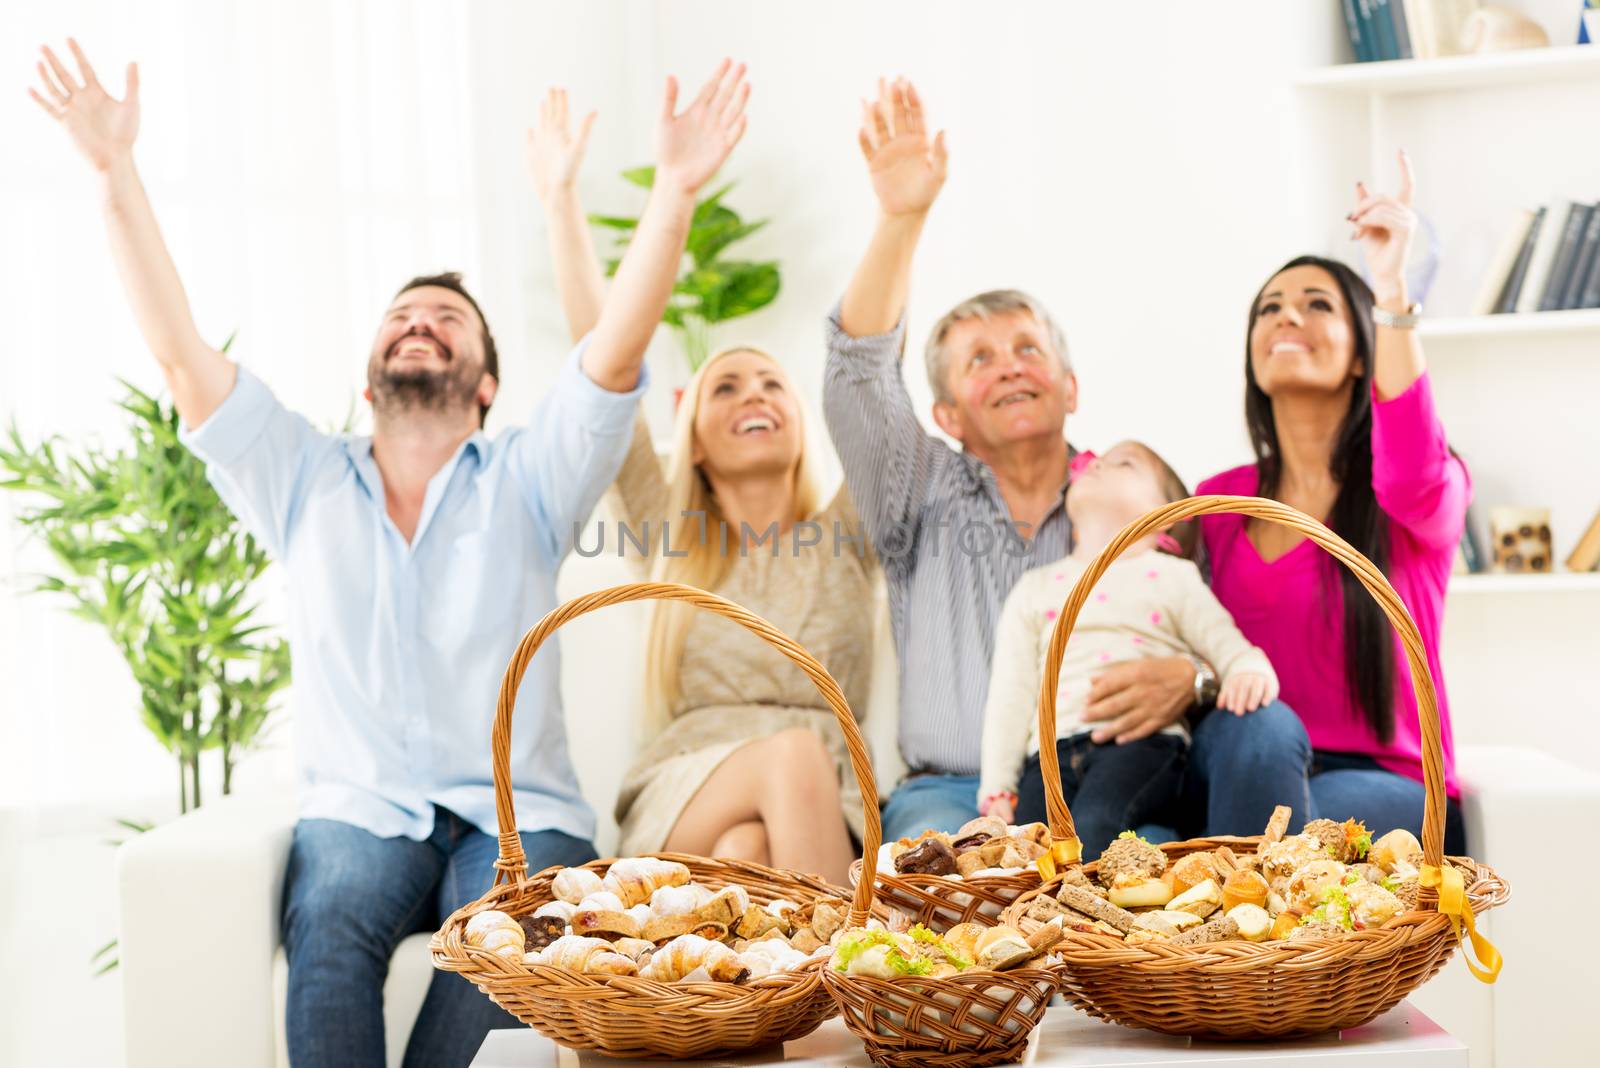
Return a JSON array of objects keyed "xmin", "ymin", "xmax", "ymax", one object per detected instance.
[
  {"xmin": 1472, "ymin": 199, "xmax": 1600, "ymax": 314},
  {"xmin": 1340, "ymin": 0, "xmax": 1482, "ymax": 62}
]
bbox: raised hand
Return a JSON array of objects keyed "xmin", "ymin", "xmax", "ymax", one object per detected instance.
[
  {"xmin": 526, "ymin": 88, "xmax": 596, "ymax": 204},
  {"xmin": 29, "ymin": 39, "xmax": 139, "ymax": 173},
  {"xmin": 858, "ymin": 77, "xmax": 947, "ymax": 218},
  {"xmin": 653, "ymin": 59, "xmax": 750, "ymax": 197},
  {"xmin": 1348, "ymin": 151, "xmax": 1417, "ymax": 302}
]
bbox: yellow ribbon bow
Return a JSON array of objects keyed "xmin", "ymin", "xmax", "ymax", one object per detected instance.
[
  {"xmin": 1036, "ymin": 837, "xmax": 1083, "ymax": 882},
  {"xmin": 1420, "ymin": 863, "xmax": 1502, "ymax": 983}
]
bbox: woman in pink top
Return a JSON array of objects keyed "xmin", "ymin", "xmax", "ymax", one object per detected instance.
[{"xmin": 1189, "ymin": 153, "xmax": 1468, "ymax": 853}]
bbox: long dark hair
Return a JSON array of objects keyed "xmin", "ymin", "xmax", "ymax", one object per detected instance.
[{"xmin": 1244, "ymin": 255, "xmax": 1395, "ymax": 744}]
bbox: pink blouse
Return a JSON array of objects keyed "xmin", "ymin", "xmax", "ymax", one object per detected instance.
[{"xmin": 1196, "ymin": 373, "xmax": 1469, "ymax": 797}]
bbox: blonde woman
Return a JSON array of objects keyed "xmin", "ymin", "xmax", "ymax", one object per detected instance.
[{"xmin": 527, "ymin": 87, "xmax": 870, "ymax": 884}]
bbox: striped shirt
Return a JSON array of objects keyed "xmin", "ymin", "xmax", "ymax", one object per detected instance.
[{"xmin": 823, "ymin": 309, "xmax": 1075, "ymax": 777}]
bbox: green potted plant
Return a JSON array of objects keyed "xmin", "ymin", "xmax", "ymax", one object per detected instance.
[
  {"xmin": 591, "ymin": 165, "xmax": 780, "ymax": 373},
  {"xmin": 1, "ymin": 380, "xmax": 290, "ymax": 815}
]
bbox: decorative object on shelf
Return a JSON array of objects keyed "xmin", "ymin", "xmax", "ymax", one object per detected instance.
[
  {"xmin": 1461, "ymin": 5, "xmax": 1552, "ymax": 52},
  {"xmin": 1395, "ymin": 0, "xmax": 1484, "ymax": 59},
  {"xmin": 1489, "ymin": 506, "xmax": 1554, "ymax": 572},
  {"xmin": 1582, "ymin": 1, "xmax": 1599, "ymax": 45},
  {"xmin": 591, "ymin": 167, "xmax": 780, "ymax": 373},
  {"xmin": 1566, "ymin": 507, "xmax": 1600, "ymax": 572}
]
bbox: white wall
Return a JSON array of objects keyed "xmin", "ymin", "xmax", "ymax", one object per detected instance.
[{"xmin": 2, "ymin": 2, "xmax": 1595, "ymax": 1064}]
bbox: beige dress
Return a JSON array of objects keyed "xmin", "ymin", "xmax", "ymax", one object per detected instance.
[{"xmin": 611, "ymin": 415, "xmax": 876, "ymax": 854}]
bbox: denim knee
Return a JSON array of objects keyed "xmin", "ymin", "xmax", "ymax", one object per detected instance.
[{"xmin": 1194, "ymin": 700, "xmax": 1310, "ymax": 775}]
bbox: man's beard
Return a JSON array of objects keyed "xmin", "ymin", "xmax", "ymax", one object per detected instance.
[{"xmin": 368, "ymin": 338, "xmax": 482, "ymax": 419}]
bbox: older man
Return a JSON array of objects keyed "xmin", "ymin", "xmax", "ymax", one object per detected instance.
[
  {"xmin": 824, "ymin": 79, "xmax": 1203, "ymax": 842},
  {"xmin": 32, "ymin": 38, "xmax": 751, "ymax": 1068}
]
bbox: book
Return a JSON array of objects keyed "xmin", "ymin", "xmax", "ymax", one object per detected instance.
[
  {"xmin": 1403, "ymin": 0, "xmax": 1437, "ymax": 56},
  {"xmin": 1582, "ymin": 226, "xmax": 1600, "ymax": 308},
  {"xmin": 1471, "ymin": 208, "xmax": 1536, "ymax": 316},
  {"xmin": 1494, "ymin": 206, "xmax": 1545, "ymax": 314},
  {"xmin": 1516, "ymin": 197, "xmax": 1573, "ymax": 313},
  {"xmin": 1386, "ymin": 0, "xmax": 1416, "ymax": 58},
  {"xmin": 1566, "ymin": 507, "xmax": 1600, "ymax": 573},
  {"xmin": 1370, "ymin": 0, "xmax": 1402, "ymax": 60},
  {"xmin": 1357, "ymin": 0, "xmax": 1382, "ymax": 61},
  {"xmin": 1343, "ymin": 0, "xmax": 1373, "ymax": 62},
  {"xmin": 1558, "ymin": 204, "xmax": 1600, "ymax": 310},
  {"xmin": 1537, "ymin": 202, "xmax": 1594, "ymax": 311}
]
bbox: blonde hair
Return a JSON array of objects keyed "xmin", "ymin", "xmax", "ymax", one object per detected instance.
[{"xmin": 641, "ymin": 346, "xmax": 825, "ymax": 732}]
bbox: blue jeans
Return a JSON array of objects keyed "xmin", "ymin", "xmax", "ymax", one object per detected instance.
[
  {"xmin": 881, "ymin": 773, "xmax": 980, "ymax": 843},
  {"xmin": 1015, "ymin": 733, "xmax": 1186, "ymax": 861},
  {"xmin": 1186, "ymin": 701, "xmax": 1466, "ymax": 854},
  {"xmin": 281, "ymin": 807, "xmax": 596, "ymax": 1068}
]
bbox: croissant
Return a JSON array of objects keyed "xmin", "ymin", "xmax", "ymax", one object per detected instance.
[
  {"xmin": 539, "ymin": 935, "xmax": 616, "ymax": 970},
  {"xmin": 640, "ymin": 934, "xmax": 749, "ymax": 984},
  {"xmin": 463, "ymin": 910, "xmax": 525, "ymax": 960},
  {"xmin": 604, "ymin": 858, "xmax": 692, "ymax": 908},
  {"xmin": 552, "ymin": 867, "xmax": 604, "ymax": 905},
  {"xmin": 650, "ymin": 882, "xmax": 713, "ymax": 917},
  {"xmin": 696, "ymin": 884, "xmax": 752, "ymax": 927}
]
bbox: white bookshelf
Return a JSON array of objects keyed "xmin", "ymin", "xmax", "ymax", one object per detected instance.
[
  {"xmin": 1450, "ymin": 571, "xmax": 1600, "ymax": 594},
  {"xmin": 1294, "ymin": 32, "xmax": 1599, "ymax": 603},
  {"xmin": 1419, "ymin": 308, "xmax": 1600, "ymax": 341},
  {"xmin": 1295, "ymin": 44, "xmax": 1600, "ymax": 95}
]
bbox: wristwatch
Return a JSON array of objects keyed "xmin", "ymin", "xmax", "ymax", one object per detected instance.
[
  {"xmin": 1188, "ymin": 656, "xmax": 1219, "ymax": 709},
  {"xmin": 1372, "ymin": 302, "xmax": 1423, "ymax": 330}
]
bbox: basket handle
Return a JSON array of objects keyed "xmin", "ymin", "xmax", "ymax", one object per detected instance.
[
  {"xmin": 1036, "ymin": 495, "xmax": 1446, "ymax": 875},
  {"xmin": 489, "ymin": 581, "xmax": 880, "ymax": 926}
]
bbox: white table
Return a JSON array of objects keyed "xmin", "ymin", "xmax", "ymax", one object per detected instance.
[{"xmin": 470, "ymin": 1001, "xmax": 1467, "ymax": 1067}]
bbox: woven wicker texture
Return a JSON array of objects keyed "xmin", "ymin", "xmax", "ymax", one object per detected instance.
[
  {"xmin": 849, "ymin": 859, "xmax": 1041, "ymax": 932},
  {"xmin": 429, "ymin": 582, "xmax": 880, "ymax": 1059},
  {"xmin": 999, "ymin": 495, "xmax": 1509, "ymax": 1038}
]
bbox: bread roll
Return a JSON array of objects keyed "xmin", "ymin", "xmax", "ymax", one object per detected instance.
[
  {"xmin": 1369, "ymin": 829, "xmax": 1423, "ymax": 875},
  {"xmin": 1222, "ymin": 869, "xmax": 1270, "ymax": 912},
  {"xmin": 1169, "ymin": 852, "xmax": 1220, "ymax": 896},
  {"xmin": 1226, "ymin": 904, "xmax": 1272, "ymax": 942}
]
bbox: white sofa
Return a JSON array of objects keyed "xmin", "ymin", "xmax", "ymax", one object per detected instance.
[{"xmin": 118, "ymin": 743, "xmax": 1598, "ymax": 1068}]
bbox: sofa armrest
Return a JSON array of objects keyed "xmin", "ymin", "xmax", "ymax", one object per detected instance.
[
  {"xmin": 118, "ymin": 792, "xmax": 297, "ymax": 1068},
  {"xmin": 1454, "ymin": 745, "xmax": 1600, "ymax": 1068}
]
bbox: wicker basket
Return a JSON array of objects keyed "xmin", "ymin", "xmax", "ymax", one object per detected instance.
[
  {"xmin": 848, "ymin": 861, "xmax": 1042, "ymax": 932},
  {"xmin": 822, "ymin": 667, "xmax": 1058, "ymax": 1067},
  {"xmin": 998, "ymin": 494, "xmax": 1509, "ymax": 1039},
  {"xmin": 429, "ymin": 582, "xmax": 883, "ymax": 1059}
]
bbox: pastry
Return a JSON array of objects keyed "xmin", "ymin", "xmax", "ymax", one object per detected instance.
[
  {"xmin": 955, "ymin": 816, "xmax": 1009, "ymax": 841},
  {"xmin": 1369, "ymin": 829, "xmax": 1423, "ymax": 874},
  {"xmin": 533, "ymin": 900, "xmax": 577, "ymax": 923},
  {"xmin": 611, "ymin": 937, "xmax": 656, "ymax": 962},
  {"xmin": 734, "ymin": 905, "xmax": 786, "ymax": 941},
  {"xmin": 1167, "ymin": 878, "xmax": 1223, "ymax": 918},
  {"xmin": 517, "ymin": 914, "xmax": 565, "ymax": 952},
  {"xmin": 572, "ymin": 907, "xmax": 641, "ymax": 941},
  {"xmin": 1169, "ymin": 852, "xmax": 1221, "ymax": 895},
  {"xmin": 895, "ymin": 837, "xmax": 959, "ymax": 876},
  {"xmin": 577, "ymin": 891, "xmax": 627, "ymax": 913},
  {"xmin": 697, "ymin": 885, "xmax": 752, "ymax": 927},
  {"xmin": 1260, "ymin": 835, "xmax": 1325, "ymax": 884},
  {"xmin": 1226, "ymin": 904, "xmax": 1272, "ymax": 942},
  {"xmin": 973, "ymin": 925, "xmax": 1037, "ymax": 970},
  {"xmin": 1096, "ymin": 833, "xmax": 1167, "ymax": 888},
  {"xmin": 1285, "ymin": 860, "xmax": 1347, "ymax": 913},
  {"xmin": 649, "ymin": 883, "xmax": 712, "ymax": 917},
  {"xmin": 604, "ymin": 858, "xmax": 692, "ymax": 908},
  {"xmin": 464, "ymin": 910, "xmax": 525, "ymax": 960},
  {"xmin": 538, "ymin": 934, "xmax": 616, "ymax": 970},
  {"xmin": 1108, "ymin": 877, "xmax": 1175, "ymax": 909},
  {"xmin": 551, "ymin": 867, "xmax": 604, "ymax": 905},
  {"xmin": 1346, "ymin": 880, "xmax": 1405, "ymax": 928},
  {"xmin": 641, "ymin": 934, "xmax": 749, "ymax": 984},
  {"xmin": 1222, "ymin": 869, "xmax": 1270, "ymax": 912}
]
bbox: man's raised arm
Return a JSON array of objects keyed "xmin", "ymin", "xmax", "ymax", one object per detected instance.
[{"xmin": 29, "ymin": 40, "xmax": 233, "ymax": 428}]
